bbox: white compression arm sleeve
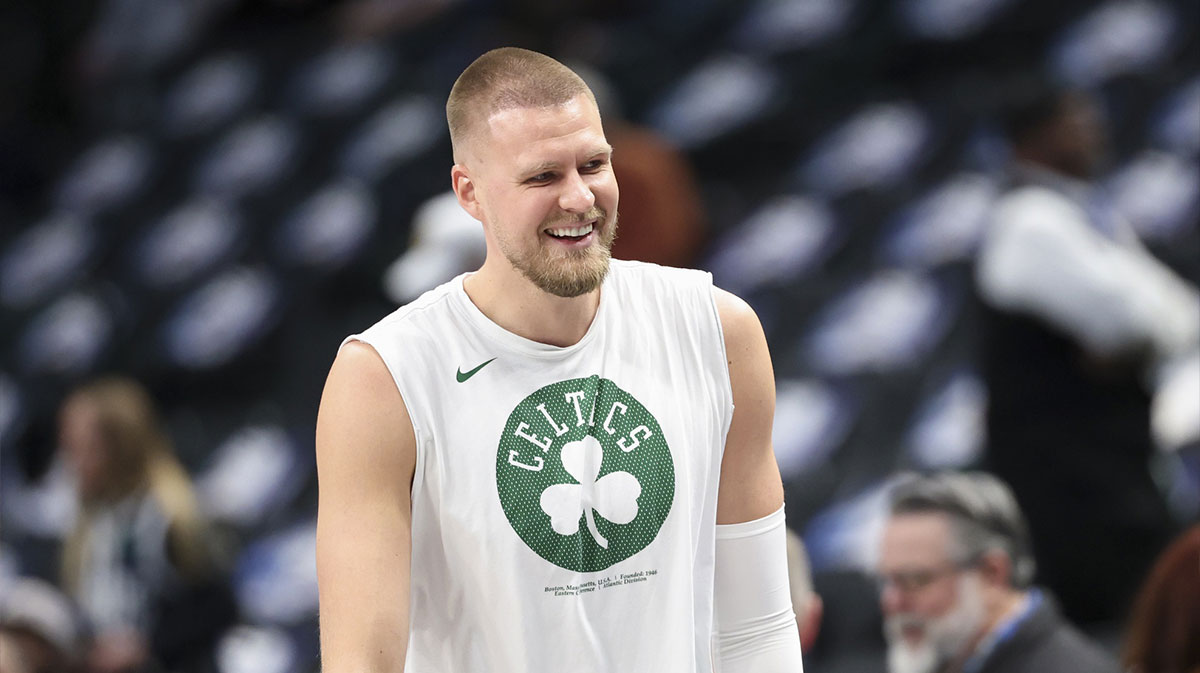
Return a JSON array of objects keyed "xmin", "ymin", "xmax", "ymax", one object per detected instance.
[{"xmin": 713, "ymin": 505, "xmax": 804, "ymax": 672}]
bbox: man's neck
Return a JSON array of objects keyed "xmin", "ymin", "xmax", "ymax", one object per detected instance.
[
  {"xmin": 1010, "ymin": 161, "xmax": 1091, "ymax": 200},
  {"xmin": 944, "ymin": 591, "xmax": 1029, "ymax": 673},
  {"xmin": 464, "ymin": 264, "xmax": 602, "ymax": 347}
]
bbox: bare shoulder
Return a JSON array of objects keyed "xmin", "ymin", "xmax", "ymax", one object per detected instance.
[
  {"xmin": 711, "ymin": 286, "xmax": 772, "ymax": 388},
  {"xmin": 324, "ymin": 339, "xmax": 401, "ymax": 405},
  {"xmin": 316, "ymin": 339, "xmax": 415, "ymax": 478},
  {"xmin": 712, "ymin": 286, "xmax": 766, "ymax": 358}
]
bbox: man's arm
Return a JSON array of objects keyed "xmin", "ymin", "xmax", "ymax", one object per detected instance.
[
  {"xmin": 978, "ymin": 188, "xmax": 1199, "ymax": 363},
  {"xmin": 711, "ymin": 287, "xmax": 804, "ymax": 672},
  {"xmin": 714, "ymin": 287, "xmax": 784, "ymax": 524},
  {"xmin": 315, "ymin": 341, "xmax": 416, "ymax": 673}
]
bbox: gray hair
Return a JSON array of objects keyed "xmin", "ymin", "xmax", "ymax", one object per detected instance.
[{"xmin": 889, "ymin": 471, "xmax": 1036, "ymax": 588}]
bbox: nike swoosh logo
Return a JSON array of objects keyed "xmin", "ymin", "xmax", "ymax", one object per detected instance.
[{"xmin": 456, "ymin": 357, "xmax": 497, "ymax": 383}]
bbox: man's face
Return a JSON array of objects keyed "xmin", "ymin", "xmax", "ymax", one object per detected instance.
[
  {"xmin": 878, "ymin": 513, "xmax": 987, "ymax": 673},
  {"xmin": 458, "ymin": 94, "xmax": 619, "ymax": 298},
  {"xmin": 1044, "ymin": 92, "xmax": 1106, "ymax": 178}
]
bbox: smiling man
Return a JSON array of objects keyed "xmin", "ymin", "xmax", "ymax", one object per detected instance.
[
  {"xmin": 314, "ymin": 48, "xmax": 803, "ymax": 672},
  {"xmin": 877, "ymin": 472, "xmax": 1119, "ymax": 673}
]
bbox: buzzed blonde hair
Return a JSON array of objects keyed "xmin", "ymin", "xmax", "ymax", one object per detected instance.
[{"xmin": 446, "ymin": 47, "xmax": 597, "ymax": 161}]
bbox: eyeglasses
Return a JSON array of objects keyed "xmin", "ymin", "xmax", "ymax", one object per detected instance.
[{"xmin": 875, "ymin": 561, "xmax": 973, "ymax": 595}]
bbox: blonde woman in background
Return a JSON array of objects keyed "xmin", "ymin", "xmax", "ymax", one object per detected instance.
[{"xmin": 59, "ymin": 377, "xmax": 234, "ymax": 673}]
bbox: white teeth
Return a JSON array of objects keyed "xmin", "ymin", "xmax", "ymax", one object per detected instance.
[{"xmin": 547, "ymin": 222, "xmax": 595, "ymax": 238}]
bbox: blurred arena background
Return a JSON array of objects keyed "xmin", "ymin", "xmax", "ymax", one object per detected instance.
[{"xmin": 1, "ymin": 1, "xmax": 1197, "ymax": 672}]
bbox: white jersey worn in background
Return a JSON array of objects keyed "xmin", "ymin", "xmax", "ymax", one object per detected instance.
[{"xmin": 344, "ymin": 260, "xmax": 734, "ymax": 673}]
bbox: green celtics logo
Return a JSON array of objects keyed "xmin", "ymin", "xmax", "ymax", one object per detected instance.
[{"xmin": 496, "ymin": 376, "xmax": 674, "ymax": 572}]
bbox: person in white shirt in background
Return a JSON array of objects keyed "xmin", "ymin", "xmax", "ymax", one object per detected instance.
[{"xmin": 975, "ymin": 81, "xmax": 1199, "ymax": 629}]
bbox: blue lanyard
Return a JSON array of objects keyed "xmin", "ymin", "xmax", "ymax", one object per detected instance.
[{"xmin": 962, "ymin": 590, "xmax": 1043, "ymax": 673}]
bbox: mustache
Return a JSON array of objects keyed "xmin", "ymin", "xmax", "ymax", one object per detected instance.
[
  {"xmin": 884, "ymin": 615, "xmax": 926, "ymax": 639},
  {"xmin": 543, "ymin": 207, "xmax": 607, "ymax": 228}
]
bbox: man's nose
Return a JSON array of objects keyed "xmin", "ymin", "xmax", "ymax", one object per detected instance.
[
  {"xmin": 880, "ymin": 582, "xmax": 905, "ymax": 616},
  {"xmin": 558, "ymin": 171, "xmax": 595, "ymax": 213}
]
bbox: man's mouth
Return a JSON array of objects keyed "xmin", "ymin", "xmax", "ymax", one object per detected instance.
[
  {"xmin": 901, "ymin": 624, "xmax": 924, "ymax": 644},
  {"xmin": 886, "ymin": 616, "xmax": 926, "ymax": 646},
  {"xmin": 545, "ymin": 219, "xmax": 598, "ymax": 243}
]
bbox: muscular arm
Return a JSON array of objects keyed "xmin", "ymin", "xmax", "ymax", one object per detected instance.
[
  {"xmin": 316, "ymin": 341, "xmax": 416, "ymax": 673},
  {"xmin": 712, "ymin": 287, "xmax": 804, "ymax": 672},
  {"xmin": 714, "ymin": 287, "xmax": 784, "ymax": 524}
]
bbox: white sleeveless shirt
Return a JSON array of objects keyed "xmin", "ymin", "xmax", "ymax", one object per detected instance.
[{"xmin": 345, "ymin": 260, "xmax": 733, "ymax": 673}]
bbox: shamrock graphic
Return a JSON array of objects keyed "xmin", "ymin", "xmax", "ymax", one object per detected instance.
[{"xmin": 539, "ymin": 435, "xmax": 642, "ymax": 549}]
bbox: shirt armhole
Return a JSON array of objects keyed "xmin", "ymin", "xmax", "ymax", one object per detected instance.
[{"xmin": 339, "ymin": 335, "xmax": 426, "ymax": 502}]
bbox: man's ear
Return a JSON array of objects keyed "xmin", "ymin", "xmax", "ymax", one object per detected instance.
[
  {"xmin": 977, "ymin": 550, "xmax": 1014, "ymax": 588},
  {"xmin": 451, "ymin": 164, "xmax": 482, "ymax": 221}
]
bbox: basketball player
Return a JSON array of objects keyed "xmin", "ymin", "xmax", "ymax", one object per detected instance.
[{"xmin": 315, "ymin": 48, "xmax": 803, "ymax": 672}]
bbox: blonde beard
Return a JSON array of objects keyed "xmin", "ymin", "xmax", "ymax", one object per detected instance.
[
  {"xmin": 885, "ymin": 573, "xmax": 986, "ymax": 673},
  {"xmin": 498, "ymin": 209, "xmax": 618, "ymax": 298}
]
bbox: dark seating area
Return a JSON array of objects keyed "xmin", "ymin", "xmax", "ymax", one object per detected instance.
[{"xmin": 2, "ymin": 1, "xmax": 1197, "ymax": 671}]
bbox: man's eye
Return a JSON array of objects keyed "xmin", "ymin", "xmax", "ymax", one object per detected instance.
[
  {"xmin": 528, "ymin": 173, "xmax": 554, "ymax": 183},
  {"xmin": 582, "ymin": 160, "xmax": 605, "ymax": 171}
]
